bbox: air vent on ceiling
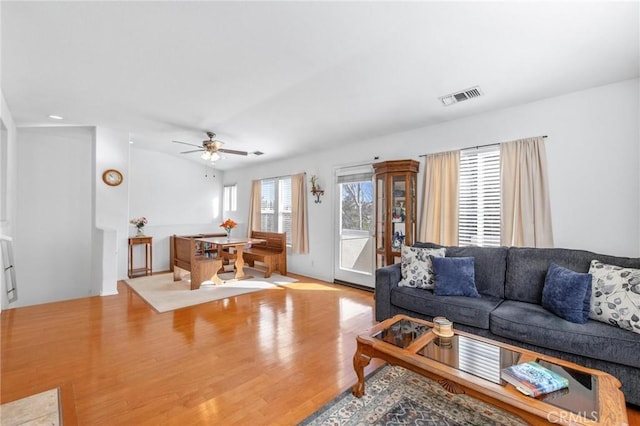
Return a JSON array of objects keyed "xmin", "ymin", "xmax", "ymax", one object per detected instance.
[{"xmin": 439, "ymin": 86, "xmax": 483, "ymax": 106}]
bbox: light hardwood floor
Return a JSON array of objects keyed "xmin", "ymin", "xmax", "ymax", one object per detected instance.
[{"xmin": 2, "ymin": 274, "xmax": 639, "ymax": 425}]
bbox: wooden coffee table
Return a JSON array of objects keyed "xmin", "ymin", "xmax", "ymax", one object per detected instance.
[{"xmin": 352, "ymin": 314, "xmax": 628, "ymax": 426}]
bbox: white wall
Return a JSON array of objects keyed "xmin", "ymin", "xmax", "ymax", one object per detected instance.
[
  {"xmin": 94, "ymin": 127, "xmax": 130, "ymax": 287},
  {"xmin": 224, "ymin": 79, "xmax": 640, "ymax": 282},
  {"xmin": 14, "ymin": 126, "xmax": 94, "ymax": 306},
  {"xmin": 129, "ymin": 148, "xmax": 225, "ymax": 272},
  {"xmin": 7, "ymin": 129, "xmax": 223, "ymax": 307},
  {"xmin": 0, "ymin": 91, "xmax": 18, "ymax": 311},
  {"xmin": 530, "ymin": 80, "xmax": 639, "ymax": 255}
]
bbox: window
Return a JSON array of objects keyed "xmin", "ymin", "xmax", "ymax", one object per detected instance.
[
  {"xmin": 223, "ymin": 184, "xmax": 237, "ymax": 212},
  {"xmin": 337, "ymin": 169, "xmax": 374, "ymax": 232},
  {"xmin": 260, "ymin": 176, "xmax": 292, "ymax": 244},
  {"xmin": 458, "ymin": 145, "xmax": 500, "ymax": 247}
]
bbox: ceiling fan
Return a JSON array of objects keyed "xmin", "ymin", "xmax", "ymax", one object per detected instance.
[{"xmin": 173, "ymin": 131, "xmax": 249, "ymax": 162}]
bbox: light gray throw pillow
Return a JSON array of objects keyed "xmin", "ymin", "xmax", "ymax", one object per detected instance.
[{"xmin": 398, "ymin": 246, "xmax": 446, "ymax": 289}]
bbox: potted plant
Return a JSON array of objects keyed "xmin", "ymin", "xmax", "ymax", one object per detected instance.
[{"xmin": 310, "ymin": 175, "xmax": 324, "ymax": 203}]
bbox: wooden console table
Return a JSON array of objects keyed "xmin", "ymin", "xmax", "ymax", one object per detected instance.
[{"xmin": 128, "ymin": 236, "xmax": 153, "ymax": 278}]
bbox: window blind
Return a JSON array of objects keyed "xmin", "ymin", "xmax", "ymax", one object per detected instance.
[
  {"xmin": 336, "ymin": 165, "xmax": 373, "ymax": 184},
  {"xmin": 279, "ymin": 178, "xmax": 292, "ymax": 242},
  {"xmin": 458, "ymin": 145, "xmax": 501, "ymax": 247}
]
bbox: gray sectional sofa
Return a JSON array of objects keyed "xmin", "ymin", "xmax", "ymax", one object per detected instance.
[{"xmin": 375, "ymin": 243, "xmax": 640, "ymax": 406}]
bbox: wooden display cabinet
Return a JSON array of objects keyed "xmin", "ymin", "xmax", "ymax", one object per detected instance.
[{"xmin": 373, "ymin": 159, "xmax": 419, "ymax": 267}]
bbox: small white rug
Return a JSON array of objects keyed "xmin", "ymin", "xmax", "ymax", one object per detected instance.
[
  {"xmin": 0, "ymin": 388, "xmax": 60, "ymax": 426},
  {"xmin": 125, "ymin": 268, "xmax": 297, "ymax": 313}
]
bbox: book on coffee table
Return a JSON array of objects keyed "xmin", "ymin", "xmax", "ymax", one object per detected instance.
[{"xmin": 501, "ymin": 361, "xmax": 569, "ymax": 397}]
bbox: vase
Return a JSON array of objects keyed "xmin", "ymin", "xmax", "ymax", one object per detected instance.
[
  {"xmin": 136, "ymin": 226, "xmax": 145, "ymax": 237},
  {"xmin": 226, "ymin": 229, "xmax": 231, "ymax": 241}
]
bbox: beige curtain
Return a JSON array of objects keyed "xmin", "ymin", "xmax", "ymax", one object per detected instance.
[
  {"xmin": 291, "ymin": 173, "xmax": 309, "ymax": 254},
  {"xmin": 501, "ymin": 137, "xmax": 554, "ymax": 247},
  {"xmin": 246, "ymin": 180, "xmax": 262, "ymax": 236},
  {"xmin": 418, "ymin": 151, "xmax": 460, "ymax": 245}
]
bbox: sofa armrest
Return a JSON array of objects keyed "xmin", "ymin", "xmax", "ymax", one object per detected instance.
[{"xmin": 375, "ymin": 263, "xmax": 402, "ymax": 322}]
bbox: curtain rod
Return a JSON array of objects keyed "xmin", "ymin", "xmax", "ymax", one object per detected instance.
[
  {"xmin": 256, "ymin": 172, "xmax": 306, "ymax": 181},
  {"xmin": 418, "ymin": 135, "xmax": 547, "ymax": 158}
]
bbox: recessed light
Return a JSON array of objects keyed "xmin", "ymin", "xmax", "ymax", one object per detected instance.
[{"xmin": 48, "ymin": 115, "xmax": 63, "ymax": 120}]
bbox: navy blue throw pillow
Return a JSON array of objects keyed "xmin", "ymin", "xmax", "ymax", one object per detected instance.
[
  {"xmin": 542, "ymin": 263, "xmax": 592, "ymax": 324},
  {"xmin": 431, "ymin": 256, "xmax": 480, "ymax": 298}
]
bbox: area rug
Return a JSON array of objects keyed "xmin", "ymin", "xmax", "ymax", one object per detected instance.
[
  {"xmin": 0, "ymin": 388, "xmax": 60, "ymax": 426},
  {"xmin": 125, "ymin": 268, "xmax": 297, "ymax": 313},
  {"xmin": 299, "ymin": 365, "xmax": 528, "ymax": 426}
]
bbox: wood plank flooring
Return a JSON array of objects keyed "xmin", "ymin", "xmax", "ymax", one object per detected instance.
[{"xmin": 2, "ymin": 273, "xmax": 639, "ymax": 425}]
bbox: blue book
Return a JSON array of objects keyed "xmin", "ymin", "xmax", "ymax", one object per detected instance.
[{"xmin": 501, "ymin": 361, "xmax": 569, "ymax": 397}]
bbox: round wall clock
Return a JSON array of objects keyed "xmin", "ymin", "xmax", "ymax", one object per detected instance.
[{"xmin": 102, "ymin": 169, "xmax": 123, "ymax": 186}]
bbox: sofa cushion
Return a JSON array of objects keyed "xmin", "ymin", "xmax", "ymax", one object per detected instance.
[
  {"xmin": 414, "ymin": 242, "xmax": 507, "ymax": 299},
  {"xmin": 491, "ymin": 300, "xmax": 640, "ymax": 368},
  {"xmin": 432, "ymin": 256, "xmax": 480, "ymax": 297},
  {"xmin": 589, "ymin": 260, "xmax": 640, "ymax": 334},
  {"xmin": 391, "ymin": 286, "xmax": 502, "ymax": 329},
  {"xmin": 398, "ymin": 246, "xmax": 446, "ymax": 289},
  {"xmin": 542, "ymin": 263, "xmax": 592, "ymax": 324},
  {"xmin": 504, "ymin": 247, "xmax": 640, "ymax": 304}
]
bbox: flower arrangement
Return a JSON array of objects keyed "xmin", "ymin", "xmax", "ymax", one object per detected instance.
[
  {"xmin": 220, "ymin": 218, "xmax": 237, "ymax": 234},
  {"xmin": 130, "ymin": 217, "xmax": 148, "ymax": 229},
  {"xmin": 130, "ymin": 216, "xmax": 148, "ymax": 236}
]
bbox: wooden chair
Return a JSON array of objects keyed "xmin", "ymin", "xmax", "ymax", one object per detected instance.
[{"xmin": 172, "ymin": 237, "xmax": 223, "ymax": 290}]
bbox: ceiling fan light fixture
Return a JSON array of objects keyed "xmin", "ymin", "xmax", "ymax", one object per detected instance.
[{"xmin": 174, "ymin": 131, "xmax": 252, "ymax": 161}]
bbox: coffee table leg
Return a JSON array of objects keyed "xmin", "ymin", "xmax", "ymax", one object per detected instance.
[{"xmin": 351, "ymin": 346, "xmax": 371, "ymax": 397}]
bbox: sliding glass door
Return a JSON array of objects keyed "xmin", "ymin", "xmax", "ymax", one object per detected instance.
[{"xmin": 333, "ymin": 165, "xmax": 375, "ymax": 288}]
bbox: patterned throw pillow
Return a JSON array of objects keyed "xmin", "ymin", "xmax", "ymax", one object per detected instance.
[
  {"xmin": 398, "ymin": 246, "xmax": 446, "ymax": 289},
  {"xmin": 589, "ymin": 260, "xmax": 640, "ymax": 334}
]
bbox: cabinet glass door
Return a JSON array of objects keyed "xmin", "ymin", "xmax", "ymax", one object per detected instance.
[
  {"xmin": 391, "ymin": 176, "xmax": 407, "ymax": 254},
  {"xmin": 376, "ymin": 175, "xmax": 386, "ymax": 267}
]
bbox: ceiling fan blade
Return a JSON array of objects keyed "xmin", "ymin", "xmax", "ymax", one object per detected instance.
[
  {"xmin": 218, "ymin": 148, "xmax": 248, "ymax": 156},
  {"xmin": 180, "ymin": 149, "xmax": 204, "ymax": 154},
  {"xmin": 172, "ymin": 140, "xmax": 202, "ymax": 148}
]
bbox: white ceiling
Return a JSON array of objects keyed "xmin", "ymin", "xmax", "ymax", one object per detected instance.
[{"xmin": 2, "ymin": 1, "xmax": 639, "ymax": 170}]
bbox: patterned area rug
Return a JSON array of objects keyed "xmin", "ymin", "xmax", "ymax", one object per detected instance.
[{"xmin": 300, "ymin": 365, "xmax": 529, "ymax": 425}]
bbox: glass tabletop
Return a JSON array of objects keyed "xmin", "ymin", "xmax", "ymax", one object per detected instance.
[
  {"xmin": 417, "ymin": 333, "xmax": 599, "ymax": 421},
  {"xmin": 419, "ymin": 334, "xmax": 521, "ymax": 384},
  {"xmin": 372, "ymin": 318, "xmax": 430, "ymax": 349},
  {"xmin": 535, "ymin": 359, "xmax": 598, "ymax": 421}
]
